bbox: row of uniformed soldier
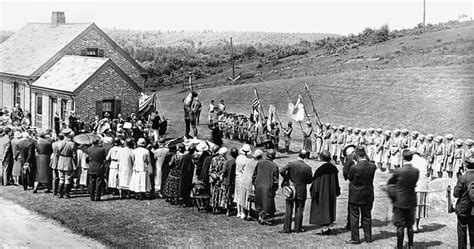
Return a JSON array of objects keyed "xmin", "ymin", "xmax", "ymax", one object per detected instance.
[{"xmin": 317, "ymin": 123, "xmax": 473, "ymax": 178}]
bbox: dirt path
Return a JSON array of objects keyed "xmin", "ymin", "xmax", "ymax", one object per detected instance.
[{"xmin": 0, "ymin": 197, "xmax": 104, "ymax": 248}]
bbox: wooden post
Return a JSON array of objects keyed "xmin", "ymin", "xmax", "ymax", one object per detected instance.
[
  {"xmin": 230, "ymin": 37, "xmax": 235, "ymax": 78},
  {"xmin": 423, "ymin": 0, "xmax": 426, "ymax": 32},
  {"xmin": 284, "ymin": 88, "xmax": 305, "ymax": 139},
  {"xmin": 304, "ymin": 83, "xmax": 322, "ymax": 126}
]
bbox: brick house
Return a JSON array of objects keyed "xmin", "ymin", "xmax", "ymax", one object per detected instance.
[{"xmin": 0, "ymin": 12, "xmax": 147, "ymax": 129}]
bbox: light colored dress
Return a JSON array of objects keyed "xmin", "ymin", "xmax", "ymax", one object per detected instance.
[
  {"xmin": 433, "ymin": 143, "xmax": 446, "ymax": 173},
  {"xmin": 106, "ymin": 146, "xmax": 121, "ymax": 189},
  {"xmin": 390, "ymin": 137, "xmax": 401, "ymax": 166},
  {"xmin": 453, "ymin": 147, "xmax": 464, "ymax": 174},
  {"xmin": 77, "ymin": 149, "xmax": 89, "ymax": 186},
  {"xmin": 118, "ymin": 147, "xmax": 134, "ymax": 190},
  {"xmin": 129, "ymin": 147, "xmax": 153, "ymax": 193},
  {"xmin": 240, "ymin": 158, "xmax": 258, "ymax": 210},
  {"xmin": 234, "ymin": 154, "xmax": 249, "ymax": 204},
  {"xmin": 412, "ymin": 154, "xmax": 429, "ymax": 218},
  {"xmin": 153, "ymin": 147, "xmax": 169, "ymax": 191}
]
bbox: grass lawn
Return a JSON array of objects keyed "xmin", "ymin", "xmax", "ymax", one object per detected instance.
[{"xmin": 0, "ymin": 119, "xmax": 460, "ymax": 247}]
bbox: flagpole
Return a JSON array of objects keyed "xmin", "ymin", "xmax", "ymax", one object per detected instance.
[
  {"xmin": 253, "ymin": 88, "xmax": 266, "ymax": 118},
  {"xmin": 304, "ymin": 83, "xmax": 322, "ymax": 126}
]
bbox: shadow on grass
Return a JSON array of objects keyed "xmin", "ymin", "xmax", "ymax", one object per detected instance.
[
  {"xmin": 412, "ymin": 240, "xmax": 443, "ymax": 248},
  {"xmin": 372, "ymin": 219, "xmax": 392, "ymax": 228},
  {"xmin": 372, "ymin": 230, "xmax": 397, "ymax": 241},
  {"xmin": 420, "ymin": 223, "xmax": 446, "ymax": 233}
]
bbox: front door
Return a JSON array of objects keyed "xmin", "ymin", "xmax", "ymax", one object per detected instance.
[{"xmin": 50, "ymin": 97, "xmax": 57, "ymax": 130}]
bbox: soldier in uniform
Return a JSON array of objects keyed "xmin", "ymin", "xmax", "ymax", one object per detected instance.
[
  {"xmin": 249, "ymin": 120, "xmax": 258, "ymax": 147},
  {"xmin": 433, "ymin": 136, "xmax": 446, "ymax": 178},
  {"xmin": 337, "ymin": 126, "xmax": 346, "ymax": 164},
  {"xmin": 445, "ymin": 134, "xmax": 455, "ymax": 178},
  {"xmin": 382, "ymin": 130, "xmax": 392, "ymax": 172},
  {"xmin": 313, "ymin": 123, "xmax": 323, "ymax": 155},
  {"xmin": 346, "ymin": 127, "xmax": 354, "ymax": 146},
  {"xmin": 366, "ymin": 128, "xmax": 376, "ymax": 162},
  {"xmin": 353, "ymin": 128, "xmax": 361, "ymax": 146},
  {"xmin": 400, "ymin": 129, "xmax": 410, "ymax": 166},
  {"xmin": 303, "ymin": 122, "xmax": 313, "ymax": 155},
  {"xmin": 425, "ymin": 134, "xmax": 435, "ymax": 177},
  {"xmin": 330, "ymin": 126, "xmax": 338, "ymax": 162},
  {"xmin": 390, "ymin": 129, "xmax": 402, "ymax": 172},
  {"xmin": 410, "ymin": 131, "xmax": 419, "ymax": 149},
  {"xmin": 322, "ymin": 123, "xmax": 332, "ymax": 152},
  {"xmin": 57, "ymin": 128, "xmax": 77, "ymax": 198},
  {"xmin": 416, "ymin": 135, "xmax": 427, "ymax": 158},
  {"xmin": 453, "ymin": 139, "xmax": 465, "ymax": 178},
  {"xmin": 274, "ymin": 122, "xmax": 280, "ymax": 150},
  {"xmin": 360, "ymin": 129, "xmax": 368, "ymax": 154},
  {"xmin": 282, "ymin": 122, "xmax": 293, "ymax": 154},
  {"xmin": 373, "ymin": 128, "xmax": 384, "ymax": 170},
  {"xmin": 464, "ymin": 139, "xmax": 473, "ymax": 161}
]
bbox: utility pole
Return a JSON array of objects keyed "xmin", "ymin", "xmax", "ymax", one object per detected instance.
[
  {"xmin": 230, "ymin": 37, "xmax": 235, "ymax": 78},
  {"xmin": 423, "ymin": 0, "xmax": 426, "ymax": 32}
]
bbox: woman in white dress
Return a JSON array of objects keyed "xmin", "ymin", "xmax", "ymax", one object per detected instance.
[
  {"xmin": 76, "ymin": 144, "xmax": 90, "ymax": 193},
  {"xmin": 129, "ymin": 138, "xmax": 153, "ymax": 200},
  {"xmin": 106, "ymin": 138, "xmax": 122, "ymax": 194},
  {"xmin": 118, "ymin": 138, "xmax": 134, "ymax": 198},
  {"xmin": 235, "ymin": 144, "xmax": 251, "ymax": 219}
]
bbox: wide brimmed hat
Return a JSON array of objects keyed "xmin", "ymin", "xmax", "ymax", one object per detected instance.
[
  {"xmin": 325, "ymin": 123, "xmax": 330, "ymax": 127},
  {"xmin": 196, "ymin": 141, "xmax": 210, "ymax": 152},
  {"xmin": 418, "ymin": 135, "xmax": 425, "ymax": 141},
  {"xmin": 465, "ymin": 139, "xmax": 473, "ymax": 146},
  {"xmin": 434, "ymin": 136, "xmax": 443, "ymax": 143},
  {"xmin": 354, "ymin": 128, "xmax": 360, "ymax": 133},
  {"xmin": 446, "ymin": 134, "xmax": 454, "ymax": 140},
  {"xmin": 338, "ymin": 125, "xmax": 345, "ymax": 131},
  {"xmin": 393, "ymin": 129, "xmax": 401, "ymax": 135},
  {"xmin": 376, "ymin": 128, "xmax": 383, "ymax": 133},
  {"xmin": 342, "ymin": 144, "xmax": 356, "ymax": 157},
  {"xmin": 283, "ymin": 185, "xmax": 296, "ymax": 200},
  {"xmin": 347, "ymin": 127, "xmax": 353, "ymax": 132},
  {"xmin": 427, "ymin": 134, "xmax": 434, "ymax": 140},
  {"xmin": 14, "ymin": 131, "xmax": 22, "ymax": 139},
  {"xmin": 411, "ymin": 131, "xmax": 419, "ymax": 137},
  {"xmin": 331, "ymin": 126, "xmax": 337, "ymax": 130},
  {"xmin": 217, "ymin": 147, "xmax": 228, "ymax": 155},
  {"xmin": 361, "ymin": 129, "xmax": 367, "ymax": 134},
  {"xmin": 62, "ymin": 128, "xmax": 72, "ymax": 135},
  {"xmin": 455, "ymin": 139, "xmax": 463, "ymax": 146},
  {"xmin": 253, "ymin": 149, "xmax": 263, "ymax": 158},
  {"xmin": 239, "ymin": 144, "xmax": 251, "ymax": 154},
  {"xmin": 384, "ymin": 130, "xmax": 391, "ymax": 136},
  {"xmin": 368, "ymin": 128, "xmax": 375, "ymax": 133},
  {"xmin": 137, "ymin": 138, "xmax": 146, "ymax": 146},
  {"xmin": 401, "ymin": 128, "xmax": 409, "ymax": 134}
]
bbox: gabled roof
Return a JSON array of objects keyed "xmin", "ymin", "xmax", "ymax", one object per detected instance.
[
  {"xmin": 31, "ymin": 55, "xmax": 142, "ymax": 94},
  {"xmin": 0, "ymin": 23, "xmax": 92, "ymax": 77}
]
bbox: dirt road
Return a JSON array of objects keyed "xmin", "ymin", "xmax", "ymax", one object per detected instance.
[{"xmin": 0, "ymin": 197, "xmax": 103, "ymax": 248}]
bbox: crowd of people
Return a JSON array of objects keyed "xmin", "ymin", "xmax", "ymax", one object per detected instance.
[{"xmin": 1, "ymin": 93, "xmax": 474, "ymax": 249}]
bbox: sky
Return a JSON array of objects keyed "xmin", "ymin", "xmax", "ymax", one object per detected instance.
[{"xmin": 0, "ymin": 0, "xmax": 472, "ymax": 35}]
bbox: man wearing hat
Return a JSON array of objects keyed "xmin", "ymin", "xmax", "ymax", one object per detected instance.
[
  {"xmin": 57, "ymin": 129, "xmax": 76, "ymax": 198},
  {"xmin": 387, "ymin": 149, "xmax": 420, "ymax": 249},
  {"xmin": 410, "ymin": 131, "xmax": 419, "ymax": 149},
  {"xmin": 346, "ymin": 146, "xmax": 376, "ymax": 244},
  {"xmin": 282, "ymin": 122, "xmax": 293, "ymax": 154},
  {"xmin": 0, "ymin": 127, "xmax": 12, "ymax": 185},
  {"xmin": 16, "ymin": 132, "xmax": 35, "ymax": 191},
  {"xmin": 465, "ymin": 139, "xmax": 473, "ymax": 164},
  {"xmin": 279, "ymin": 150, "xmax": 313, "ymax": 233},
  {"xmin": 445, "ymin": 134, "xmax": 455, "ymax": 178},
  {"xmin": 433, "ymin": 136, "xmax": 446, "ymax": 178},
  {"xmin": 87, "ymin": 137, "xmax": 107, "ymax": 201},
  {"xmin": 453, "ymin": 156, "xmax": 474, "ymax": 249},
  {"xmin": 252, "ymin": 149, "xmax": 279, "ymax": 225}
]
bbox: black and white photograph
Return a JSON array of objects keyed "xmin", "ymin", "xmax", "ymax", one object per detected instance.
[{"xmin": 0, "ymin": 0, "xmax": 473, "ymax": 247}]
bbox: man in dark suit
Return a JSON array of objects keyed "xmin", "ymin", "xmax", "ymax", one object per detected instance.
[
  {"xmin": 387, "ymin": 149, "xmax": 420, "ymax": 249},
  {"xmin": 343, "ymin": 144, "xmax": 356, "ymax": 230},
  {"xmin": 454, "ymin": 156, "xmax": 474, "ymax": 249},
  {"xmin": 87, "ymin": 138, "xmax": 107, "ymax": 201},
  {"xmin": 16, "ymin": 132, "xmax": 35, "ymax": 191},
  {"xmin": 279, "ymin": 150, "xmax": 313, "ymax": 233},
  {"xmin": 346, "ymin": 146, "xmax": 376, "ymax": 244}
]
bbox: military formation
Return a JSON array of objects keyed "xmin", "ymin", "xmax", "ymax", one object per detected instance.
[{"xmin": 210, "ymin": 110, "xmax": 473, "ymax": 180}]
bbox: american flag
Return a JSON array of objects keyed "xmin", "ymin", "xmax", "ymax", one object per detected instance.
[{"xmin": 252, "ymin": 98, "xmax": 260, "ymax": 109}]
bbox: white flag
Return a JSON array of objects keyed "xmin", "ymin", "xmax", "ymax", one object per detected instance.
[{"xmin": 287, "ymin": 95, "xmax": 305, "ymax": 122}]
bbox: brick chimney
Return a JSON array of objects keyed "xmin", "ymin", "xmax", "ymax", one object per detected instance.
[{"xmin": 51, "ymin": 12, "xmax": 65, "ymax": 26}]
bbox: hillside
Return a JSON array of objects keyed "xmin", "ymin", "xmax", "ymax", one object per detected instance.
[{"xmin": 190, "ymin": 22, "xmax": 474, "ymax": 88}]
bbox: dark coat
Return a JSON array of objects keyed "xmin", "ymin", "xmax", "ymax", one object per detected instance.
[
  {"xmin": 343, "ymin": 153, "xmax": 356, "ymax": 181},
  {"xmin": 222, "ymin": 158, "xmax": 236, "ymax": 186},
  {"xmin": 199, "ymin": 154, "xmax": 215, "ymax": 186},
  {"xmin": 179, "ymin": 153, "xmax": 195, "ymax": 199},
  {"xmin": 454, "ymin": 170, "xmax": 474, "ymax": 217},
  {"xmin": 211, "ymin": 126, "xmax": 223, "ymax": 146},
  {"xmin": 252, "ymin": 159, "xmax": 279, "ymax": 214},
  {"xmin": 279, "ymin": 159, "xmax": 313, "ymax": 200},
  {"xmin": 34, "ymin": 138, "xmax": 53, "ymax": 184},
  {"xmin": 348, "ymin": 159, "xmax": 376, "ymax": 204},
  {"xmin": 310, "ymin": 162, "xmax": 340, "ymax": 225},
  {"xmin": 387, "ymin": 163, "xmax": 419, "ymax": 209},
  {"xmin": 152, "ymin": 115, "xmax": 161, "ymax": 129},
  {"xmin": 86, "ymin": 145, "xmax": 107, "ymax": 175}
]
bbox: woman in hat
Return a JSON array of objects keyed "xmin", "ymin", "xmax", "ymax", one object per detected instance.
[
  {"xmin": 129, "ymin": 138, "xmax": 153, "ymax": 200},
  {"xmin": 390, "ymin": 129, "xmax": 402, "ymax": 172},
  {"xmin": 310, "ymin": 150, "xmax": 340, "ymax": 234},
  {"xmin": 118, "ymin": 138, "xmax": 135, "ymax": 198},
  {"xmin": 209, "ymin": 147, "xmax": 228, "ymax": 214},
  {"xmin": 33, "ymin": 131, "xmax": 53, "ymax": 193},
  {"xmin": 11, "ymin": 131, "xmax": 22, "ymax": 185},
  {"xmin": 330, "ymin": 126, "xmax": 338, "ymax": 162},
  {"xmin": 76, "ymin": 143, "xmax": 90, "ymax": 194},
  {"xmin": 163, "ymin": 144, "xmax": 185, "ymax": 204},
  {"xmin": 240, "ymin": 149, "xmax": 263, "ymax": 220},
  {"xmin": 303, "ymin": 122, "xmax": 313, "ymax": 157},
  {"xmin": 106, "ymin": 137, "xmax": 122, "ymax": 194},
  {"xmin": 425, "ymin": 134, "xmax": 435, "ymax": 176},
  {"xmin": 235, "ymin": 144, "xmax": 251, "ymax": 219},
  {"xmin": 373, "ymin": 128, "xmax": 384, "ymax": 170}
]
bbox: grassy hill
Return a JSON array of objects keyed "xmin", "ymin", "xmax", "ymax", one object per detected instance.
[
  {"xmin": 155, "ymin": 23, "xmax": 474, "ymax": 141},
  {"xmin": 191, "ymin": 22, "xmax": 474, "ymax": 88}
]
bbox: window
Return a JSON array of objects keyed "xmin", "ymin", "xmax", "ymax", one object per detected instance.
[
  {"xmin": 14, "ymin": 82, "xmax": 22, "ymax": 107},
  {"xmin": 36, "ymin": 95, "xmax": 43, "ymax": 114},
  {"xmin": 86, "ymin": 48, "xmax": 99, "ymax": 57},
  {"xmin": 102, "ymin": 100, "xmax": 113, "ymax": 117},
  {"xmin": 96, "ymin": 99, "xmax": 121, "ymax": 119}
]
